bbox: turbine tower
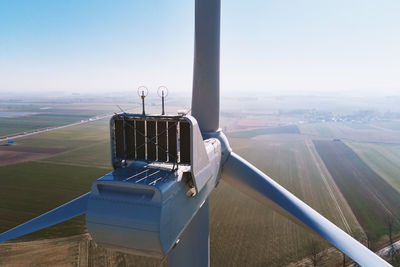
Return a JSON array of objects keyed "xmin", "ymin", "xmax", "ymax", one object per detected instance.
[{"xmin": 0, "ymin": 1, "xmax": 391, "ymax": 266}]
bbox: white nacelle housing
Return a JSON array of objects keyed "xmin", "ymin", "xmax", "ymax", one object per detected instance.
[{"xmin": 86, "ymin": 114, "xmax": 221, "ymax": 257}]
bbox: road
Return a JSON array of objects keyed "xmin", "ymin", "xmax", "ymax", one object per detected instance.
[
  {"xmin": 0, "ymin": 113, "xmax": 113, "ymax": 143},
  {"xmin": 377, "ymin": 239, "xmax": 400, "ymax": 257}
]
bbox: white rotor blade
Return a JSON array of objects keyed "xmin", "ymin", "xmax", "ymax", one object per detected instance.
[
  {"xmin": 222, "ymin": 152, "xmax": 390, "ymax": 267},
  {"xmin": 0, "ymin": 193, "xmax": 90, "ymax": 242},
  {"xmin": 191, "ymin": 0, "xmax": 220, "ymax": 133}
]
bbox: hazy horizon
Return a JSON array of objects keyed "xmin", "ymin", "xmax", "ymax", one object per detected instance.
[{"xmin": 1, "ymin": 0, "xmax": 399, "ymax": 95}]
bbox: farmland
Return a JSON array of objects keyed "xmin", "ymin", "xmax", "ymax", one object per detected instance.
[
  {"xmin": 0, "ymin": 118, "xmax": 113, "ymax": 239},
  {"xmin": 299, "ymin": 122, "xmax": 400, "ymax": 144},
  {"xmin": 41, "ymin": 141, "xmax": 112, "ymax": 169},
  {"xmin": 372, "ymin": 121, "xmax": 400, "ymax": 131},
  {"xmin": 313, "ymin": 140, "xmax": 400, "ymax": 240},
  {"xmin": 1, "ymin": 97, "xmax": 400, "ymax": 265},
  {"xmin": 0, "ymin": 117, "xmax": 165, "ymax": 265},
  {"xmin": 0, "ymin": 117, "xmax": 363, "ymax": 266},
  {"xmin": 16, "ymin": 119, "xmax": 110, "ymax": 149},
  {"xmin": 0, "ymin": 161, "xmax": 107, "ymax": 240},
  {"xmin": 0, "ymin": 145, "xmax": 67, "ymax": 166},
  {"xmin": 0, "ymin": 113, "xmax": 93, "ymax": 137},
  {"xmin": 210, "ymin": 134, "xmax": 363, "ymax": 266},
  {"xmin": 0, "ymin": 234, "xmax": 166, "ymax": 267},
  {"xmin": 0, "ymin": 100, "xmax": 130, "ymax": 138},
  {"xmin": 347, "ymin": 142, "xmax": 400, "ymax": 193},
  {"xmin": 228, "ymin": 125, "xmax": 300, "ymax": 138}
]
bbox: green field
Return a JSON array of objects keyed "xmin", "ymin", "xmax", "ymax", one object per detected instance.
[
  {"xmin": 299, "ymin": 123, "xmax": 336, "ymax": 138},
  {"xmin": 348, "ymin": 142, "xmax": 400, "ymax": 193},
  {"xmin": 299, "ymin": 122, "xmax": 400, "ymax": 144},
  {"xmin": 0, "ymin": 161, "xmax": 107, "ymax": 241},
  {"xmin": 0, "ymin": 119, "xmax": 112, "ymax": 240},
  {"xmin": 35, "ymin": 120, "xmax": 112, "ymax": 169},
  {"xmin": 41, "ymin": 141, "xmax": 112, "ymax": 169},
  {"xmin": 16, "ymin": 119, "xmax": 110, "ymax": 149},
  {"xmin": 0, "ymin": 118, "xmax": 165, "ymax": 265},
  {"xmin": 228, "ymin": 125, "xmax": 300, "ymax": 138},
  {"xmin": 3, "ymin": 99, "xmax": 400, "ymax": 265},
  {"xmin": 211, "ymin": 135, "xmax": 362, "ymax": 266},
  {"xmin": 6, "ymin": 113, "xmax": 400, "ymax": 265},
  {"xmin": 0, "ymin": 101, "xmax": 122, "ymax": 137},
  {"xmin": 0, "ymin": 113, "xmax": 94, "ymax": 137},
  {"xmin": 313, "ymin": 140, "xmax": 400, "ymax": 239},
  {"xmin": 0, "ymin": 118, "xmax": 362, "ymax": 266}
]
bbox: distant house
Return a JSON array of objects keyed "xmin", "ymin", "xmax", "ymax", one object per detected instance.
[{"xmin": 333, "ymin": 139, "xmax": 341, "ymax": 142}]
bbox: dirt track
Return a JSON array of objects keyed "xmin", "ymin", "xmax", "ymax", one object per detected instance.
[{"xmin": 305, "ymin": 139, "xmax": 353, "ymax": 234}]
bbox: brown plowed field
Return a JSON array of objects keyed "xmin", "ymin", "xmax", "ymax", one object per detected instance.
[
  {"xmin": 0, "ymin": 145, "xmax": 67, "ymax": 166},
  {"xmin": 0, "ymin": 234, "xmax": 165, "ymax": 267}
]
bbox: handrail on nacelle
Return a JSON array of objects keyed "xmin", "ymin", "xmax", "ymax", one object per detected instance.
[{"xmin": 111, "ymin": 114, "xmax": 191, "ymax": 169}]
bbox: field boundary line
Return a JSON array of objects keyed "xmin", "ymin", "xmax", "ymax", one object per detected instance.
[
  {"xmin": 305, "ymin": 139, "xmax": 352, "ymax": 234},
  {"xmin": 347, "ymin": 142, "xmax": 400, "ymax": 194},
  {"xmin": 44, "ymin": 140, "xmax": 109, "ymax": 156},
  {"xmin": 36, "ymin": 140, "xmax": 110, "ymax": 163},
  {"xmin": 37, "ymin": 160, "xmax": 112, "ymax": 170},
  {"xmin": 0, "ymin": 113, "xmax": 113, "ymax": 141}
]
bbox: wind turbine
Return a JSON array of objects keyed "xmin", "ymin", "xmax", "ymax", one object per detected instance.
[{"xmin": 0, "ymin": 1, "xmax": 391, "ymax": 266}]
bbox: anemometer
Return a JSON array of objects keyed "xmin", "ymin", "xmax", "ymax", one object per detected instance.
[
  {"xmin": 158, "ymin": 86, "xmax": 168, "ymax": 115},
  {"xmin": 137, "ymin": 86, "xmax": 148, "ymax": 115},
  {"xmin": 137, "ymin": 86, "xmax": 169, "ymax": 116}
]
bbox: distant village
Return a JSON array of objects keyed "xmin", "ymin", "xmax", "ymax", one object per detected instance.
[{"xmin": 281, "ymin": 109, "xmax": 400, "ymax": 124}]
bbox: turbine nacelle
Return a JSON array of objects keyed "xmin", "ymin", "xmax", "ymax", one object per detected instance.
[
  {"xmin": 86, "ymin": 114, "xmax": 222, "ymax": 257},
  {"xmin": 0, "ymin": 0, "xmax": 391, "ymax": 265}
]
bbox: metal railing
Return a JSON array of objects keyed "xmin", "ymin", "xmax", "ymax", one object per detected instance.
[{"xmin": 111, "ymin": 115, "xmax": 191, "ymax": 170}]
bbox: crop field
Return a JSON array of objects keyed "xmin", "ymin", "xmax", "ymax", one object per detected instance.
[
  {"xmin": 0, "ymin": 118, "xmax": 168, "ymax": 266},
  {"xmin": 347, "ymin": 142, "xmax": 400, "ymax": 193},
  {"xmin": 0, "ymin": 119, "xmax": 112, "ymax": 238},
  {"xmin": 210, "ymin": 134, "xmax": 363, "ymax": 266},
  {"xmin": 7, "ymin": 111, "xmax": 400, "ymax": 265},
  {"xmin": 0, "ymin": 117, "xmax": 364, "ymax": 266},
  {"xmin": 0, "ymin": 161, "xmax": 107, "ymax": 240},
  {"xmin": 0, "ymin": 234, "xmax": 165, "ymax": 267},
  {"xmin": 16, "ymin": 119, "xmax": 110, "ymax": 149},
  {"xmin": 0, "ymin": 113, "xmax": 94, "ymax": 137},
  {"xmin": 313, "ymin": 140, "xmax": 400, "ymax": 239},
  {"xmin": 0, "ymin": 101, "xmax": 127, "ymax": 138},
  {"xmin": 372, "ymin": 121, "xmax": 400, "ymax": 131},
  {"xmin": 41, "ymin": 141, "xmax": 111, "ymax": 169},
  {"xmin": 0, "ymin": 145, "xmax": 67, "ymax": 166},
  {"xmin": 226, "ymin": 114, "xmax": 294, "ymax": 132},
  {"xmin": 298, "ymin": 123, "xmax": 336, "ymax": 138},
  {"xmin": 299, "ymin": 122, "xmax": 400, "ymax": 144},
  {"xmin": 228, "ymin": 125, "xmax": 300, "ymax": 138}
]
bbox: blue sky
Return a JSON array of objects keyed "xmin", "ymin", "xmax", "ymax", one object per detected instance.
[{"xmin": 1, "ymin": 0, "xmax": 399, "ymax": 95}]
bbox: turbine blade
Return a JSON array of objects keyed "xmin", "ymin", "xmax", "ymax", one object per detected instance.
[
  {"xmin": 191, "ymin": 0, "xmax": 221, "ymax": 133},
  {"xmin": 222, "ymin": 153, "xmax": 390, "ymax": 267},
  {"xmin": 0, "ymin": 193, "xmax": 90, "ymax": 242}
]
